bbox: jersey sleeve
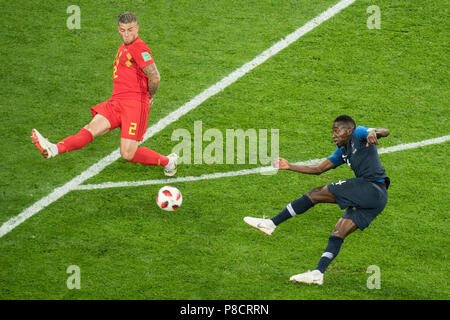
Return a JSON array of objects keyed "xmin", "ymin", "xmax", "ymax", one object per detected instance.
[
  {"xmin": 353, "ymin": 125, "xmax": 370, "ymax": 141},
  {"xmin": 128, "ymin": 41, "xmax": 155, "ymax": 69},
  {"xmin": 327, "ymin": 148, "xmax": 344, "ymax": 167}
]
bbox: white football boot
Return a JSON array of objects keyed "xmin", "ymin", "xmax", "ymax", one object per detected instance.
[
  {"xmin": 31, "ymin": 129, "xmax": 58, "ymax": 158},
  {"xmin": 289, "ymin": 270, "xmax": 324, "ymax": 285},
  {"xmin": 164, "ymin": 153, "xmax": 179, "ymax": 176},
  {"xmin": 243, "ymin": 217, "xmax": 276, "ymax": 236}
]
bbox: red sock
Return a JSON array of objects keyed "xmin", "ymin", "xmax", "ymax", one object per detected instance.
[
  {"xmin": 130, "ymin": 147, "xmax": 169, "ymax": 166},
  {"xmin": 57, "ymin": 128, "xmax": 94, "ymax": 153}
]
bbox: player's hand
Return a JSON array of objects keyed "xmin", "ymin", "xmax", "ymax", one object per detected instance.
[
  {"xmin": 273, "ymin": 158, "xmax": 290, "ymax": 170},
  {"xmin": 366, "ymin": 130, "xmax": 379, "ymax": 147},
  {"xmin": 149, "ymin": 98, "xmax": 154, "ymax": 107}
]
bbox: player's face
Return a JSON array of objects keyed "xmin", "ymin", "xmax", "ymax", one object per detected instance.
[
  {"xmin": 332, "ymin": 122, "xmax": 353, "ymax": 147},
  {"xmin": 118, "ymin": 22, "xmax": 139, "ymax": 45}
]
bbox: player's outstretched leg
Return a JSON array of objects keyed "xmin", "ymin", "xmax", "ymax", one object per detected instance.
[
  {"xmin": 57, "ymin": 128, "xmax": 94, "ymax": 154},
  {"xmin": 243, "ymin": 194, "xmax": 313, "ymax": 236},
  {"xmin": 243, "ymin": 185, "xmax": 333, "ymax": 235},
  {"xmin": 290, "ymin": 218, "xmax": 357, "ymax": 285},
  {"xmin": 31, "ymin": 114, "xmax": 110, "ymax": 158},
  {"xmin": 270, "ymin": 194, "xmax": 314, "ymax": 225},
  {"xmin": 32, "ymin": 128, "xmax": 95, "ymax": 158},
  {"xmin": 122, "ymin": 139, "xmax": 179, "ymax": 176}
]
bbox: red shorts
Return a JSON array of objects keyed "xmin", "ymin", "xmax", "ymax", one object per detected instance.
[{"xmin": 91, "ymin": 98, "xmax": 149, "ymax": 141}]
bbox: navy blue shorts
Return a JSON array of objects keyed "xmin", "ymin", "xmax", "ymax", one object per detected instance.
[{"xmin": 327, "ymin": 178, "xmax": 388, "ymax": 230}]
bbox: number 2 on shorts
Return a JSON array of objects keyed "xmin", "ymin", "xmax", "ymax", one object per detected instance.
[{"xmin": 129, "ymin": 122, "xmax": 137, "ymax": 136}]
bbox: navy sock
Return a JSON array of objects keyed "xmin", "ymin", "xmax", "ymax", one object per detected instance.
[
  {"xmin": 316, "ymin": 236, "xmax": 344, "ymax": 273},
  {"xmin": 270, "ymin": 195, "xmax": 314, "ymax": 226}
]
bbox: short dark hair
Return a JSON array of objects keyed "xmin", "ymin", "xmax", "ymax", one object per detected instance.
[
  {"xmin": 334, "ymin": 115, "xmax": 356, "ymax": 129},
  {"xmin": 118, "ymin": 12, "xmax": 137, "ymax": 24}
]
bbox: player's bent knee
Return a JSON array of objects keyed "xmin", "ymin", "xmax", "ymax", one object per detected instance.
[
  {"xmin": 306, "ymin": 187, "xmax": 325, "ymax": 204},
  {"xmin": 306, "ymin": 189, "xmax": 318, "ymax": 204},
  {"xmin": 84, "ymin": 115, "xmax": 111, "ymax": 138},
  {"xmin": 121, "ymin": 150, "xmax": 136, "ymax": 161},
  {"xmin": 331, "ymin": 218, "xmax": 358, "ymax": 239},
  {"xmin": 83, "ymin": 125, "xmax": 102, "ymax": 138},
  {"xmin": 306, "ymin": 187, "xmax": 321, "ymax": 195}
]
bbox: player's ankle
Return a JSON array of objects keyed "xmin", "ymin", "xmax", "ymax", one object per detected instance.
[
  {"xmin": 163, "ymin": 157, "xmax": 171, "ymax": 167},
  {"xmin": 50, "ymin": 143, "xmax": 59, "ymax": 155}
]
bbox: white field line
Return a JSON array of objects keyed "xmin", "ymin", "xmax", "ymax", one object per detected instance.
[
  {"xmin": 75, "ymin": 134, "xmax": 450, "ymax": 191},
  {"xmin": 0, "ymin": 0, "xmax": 356, "ymax": 239}
]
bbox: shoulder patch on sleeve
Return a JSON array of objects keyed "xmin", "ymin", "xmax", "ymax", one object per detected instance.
[
  {"xmin": 353, "ymin": 126, "xmax": 369, "ymax": 140},
  {"xmin": 141, "ymin": 51, "xmax": 152, "ymax": 62}
]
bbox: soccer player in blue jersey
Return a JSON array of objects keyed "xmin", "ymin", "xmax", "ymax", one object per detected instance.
[{"xmin": 244, "ymin": 115, "xmax": 390, "ymax": 285}]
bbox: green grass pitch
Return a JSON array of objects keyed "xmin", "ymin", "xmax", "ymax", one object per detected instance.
[{"xmin": 0, "ymin": 0, "xmax": 448, "ymax": 300}]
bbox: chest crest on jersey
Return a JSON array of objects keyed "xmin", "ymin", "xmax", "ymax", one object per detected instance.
[
  {"xmin": 114, "ymin": 50, "xmax": 133, "ymax": 68},
  {"xmin": 125, "ymin": 53, "xmax": 133, "ymax": 67}
]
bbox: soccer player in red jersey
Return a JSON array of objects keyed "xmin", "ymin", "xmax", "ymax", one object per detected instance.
[{"xmin": 31, "ymin": 12, "xmax": 178, "ymax": 176}]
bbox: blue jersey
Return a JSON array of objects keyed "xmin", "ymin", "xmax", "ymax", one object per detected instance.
[{"xmin": 327, "ymin": 126, "xmax": 386, "ymax": 181}]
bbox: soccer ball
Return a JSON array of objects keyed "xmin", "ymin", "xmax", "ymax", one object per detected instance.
[{"xmin": 156, "ymin": 186, "xmax": 182, "ymax": 211}]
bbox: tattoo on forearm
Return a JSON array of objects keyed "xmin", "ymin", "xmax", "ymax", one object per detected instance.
[
  {"xmin": 143, "ymin": 64, "xmax": 160, "ymax": 99},
  {"xmin": 148, "ymin": 78, "xmax": 159, "ymax": 99}
]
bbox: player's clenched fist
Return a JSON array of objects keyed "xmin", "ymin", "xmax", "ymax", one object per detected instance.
[
  {"xmin": 273, "ymin": 158, "xmax": 290, "ymax": 170},
  {"xmin": 366, "ymin": 130, "xmax": 379, "ymax": 147}
]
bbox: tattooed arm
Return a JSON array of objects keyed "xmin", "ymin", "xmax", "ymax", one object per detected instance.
[{"xmin": 142, "ymin": 63, "xmax": 160, "ymax": 106}]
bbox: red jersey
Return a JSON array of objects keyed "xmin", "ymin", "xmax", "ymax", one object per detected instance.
[{"xmin": 111, "ymin": 36, "xmax": 154, "ymax": 100}]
